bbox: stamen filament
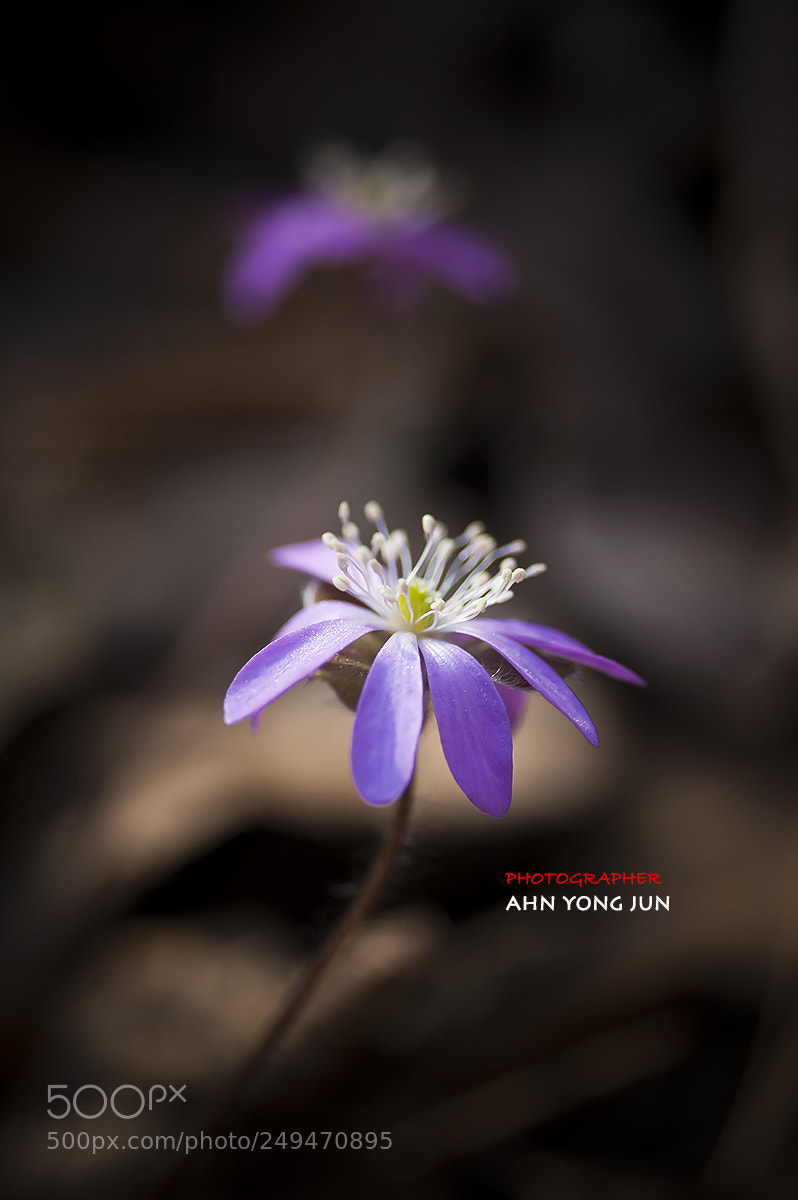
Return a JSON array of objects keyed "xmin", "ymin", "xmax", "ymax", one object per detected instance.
[{"xmin": 329, "ymin": 505, "xmax": 545, "ymax": 633}]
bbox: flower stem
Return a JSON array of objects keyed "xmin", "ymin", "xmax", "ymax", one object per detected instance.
[
  {"xmin": 149, "ymin": 780, "xmax": 414, "ymax": 1198},
  {"xmin": 230, "ymin": 778, "xmax": 414, "ymax": 1101}
]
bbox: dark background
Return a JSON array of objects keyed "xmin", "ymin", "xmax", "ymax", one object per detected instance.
[{"xmin": 1, "ymin": 1, "xmax": 797, "ymax": 1197}]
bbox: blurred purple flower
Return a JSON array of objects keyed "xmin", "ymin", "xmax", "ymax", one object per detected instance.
[
  {"xmin": 222, "ymin": 144, "xmax": 516, "ymax": 318},
  {"xmin": 224, "ymin": 504, "xmax": 645, "ymax": 817}
]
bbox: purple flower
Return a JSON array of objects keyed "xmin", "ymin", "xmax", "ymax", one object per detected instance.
[
  {"xmin": 223, "ymin": 144, "xmax": 515, "ymax": 318},
  {"xmin": 224, "ymin": 504, "xmax": 645, "ymax": 818}
]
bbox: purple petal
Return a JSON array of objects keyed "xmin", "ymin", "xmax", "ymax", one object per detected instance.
[
  {"xmin": 384, "ymin": 221, "xmax": 516, "ymax": 303},
  {"xmin": 469, "ymin": 617, "xmax": 591, "ymax": 654},
  {"xmin": 224, "ymin": 618, "xmax": 380, "ymax": 724},
  {"xmin": 223, "ymin": 195, "xmax": 376, "ymax": 318},
  {"xmin": 468, "ymin": 618, "xmax": 646, "ymax": 687},
  {"xmin": 350, "ymin": 632, "xmax": 424, "ymax": 805},
  {"xmin": 420, "ymin": 638, "xmax": 513, "ymax": 817},
  {"xmin": 274, "ymin": 599, "xmax": 382, "ymax": 639},
  {"xmin": 466, "ymin": 627, "xmax": 600, "ymax": 747},
  {"xmin": 496, "ymin": 681, "xmax": 529, "ymax": 731},
  {"xmin": 269, "ymin": 538, "xmax": 339, "ymax": 582}
]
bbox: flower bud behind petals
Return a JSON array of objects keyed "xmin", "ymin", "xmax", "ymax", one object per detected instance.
[{"xmin": 313, "ymin": 631, "xmax": 387, "ymax": 712}]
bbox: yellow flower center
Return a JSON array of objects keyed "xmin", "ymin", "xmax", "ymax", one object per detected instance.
[{"xmin": 396, "ymin": 579, "xmax": 438, "ymax": 631}]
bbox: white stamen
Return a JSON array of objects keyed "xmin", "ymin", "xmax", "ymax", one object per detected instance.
[
  {"xmin": 305, "ymin": 142, "xmax": 459, "ymax": 225},
  {"xmin": 326, "ymin": 503, "xmax": 544, "ymax": 633}
]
